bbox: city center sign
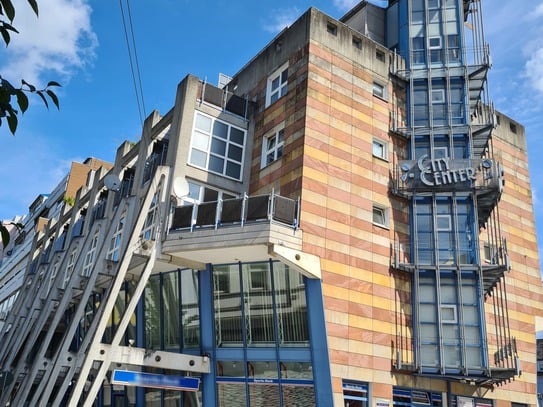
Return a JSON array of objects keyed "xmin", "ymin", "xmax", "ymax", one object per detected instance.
[{"xmin": 398, "ymin": 156, "xmax": 496, "ymax": 192}]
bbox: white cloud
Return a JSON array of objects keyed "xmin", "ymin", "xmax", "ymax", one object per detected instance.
[
  {"xmin": 533, "ymin": 2, "xmax": 543, "ymax": 19},
  {"xmin": 0, "ymin": 0, "xmax": 97, "ymax": 87},
  {"xmin": 262, "ymin": 7, "xmax": 301, "ymax": 33},
  {"xmin": 524, "ymin": 47, "xmax": 543, "ymax": 93}
]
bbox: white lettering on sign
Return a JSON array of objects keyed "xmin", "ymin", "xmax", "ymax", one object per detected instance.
[{"xmin": 417, "ymin": 155, "xmax": 476, "ymax": 187}]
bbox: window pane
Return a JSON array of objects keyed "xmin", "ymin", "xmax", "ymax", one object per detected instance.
[
  {"xmin": 243, "ymin": 263, "xmax": 275, "ymax": 345},
  {"xmin": 211, "ymin": 138, "xmax": 226, "ymax": 155},
  {"xmin": 274, "ymin": 264, "xmax": 309, "ymax": 345},
  {"xmin": 181, "ymin": 269, "xmax": 200, "ymax": 348},
  {"xmin": 163, "ymin": 272, "xmax": 180, "ymax": 349},
  {"xmin": 227, "ymin": 144, "xmax": 243, "ymax": 161},
  {"xmin": 145, "ymin": 276, "xmax": 161, "ymax": 349},
  {"xmin": 215, "ymin": 265, "xmax": 243, "ymax": 346},
  {"xmin": 190, "ymin": 149, "xmax": 207, "ymax": 168},
  {"xmin": 230, "ymin": 127, "xmax": 245, "ymax": 145},
  {"xmin": 195, "ymin": 113, "xmax": 212, "ymax": 132},
  {"xmin": 213, "ymin": 121, "xmax": 228, "ymax": 139},
  {"xmin": 225, "ymin": 162, "xmax": 241, "ymax": 179},
  {"xmin": 209, "ymin": 155, "xmax": 225, "ymax": 173}
]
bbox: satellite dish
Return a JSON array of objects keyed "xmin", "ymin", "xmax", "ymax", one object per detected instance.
[
  {"xmin": 104, "ymin": 174, "xmax": 121, "ymax": 191},
  {"xmin": 173, "ymin": 177, "xmax": 189, "ymax": 198}
]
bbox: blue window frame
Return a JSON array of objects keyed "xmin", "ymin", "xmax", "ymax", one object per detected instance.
[
  {"xmin": 415, "ymin": 269, "xmax": 485, "ymax": 373},
  {"xmin": 343, "ymin": 380, "xmax": 368, "ymax": 407}
]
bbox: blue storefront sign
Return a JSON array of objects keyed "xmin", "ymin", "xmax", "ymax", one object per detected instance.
[{"xmin": 111, "ymin": 369, "xmax": 200, "ymax": 391}]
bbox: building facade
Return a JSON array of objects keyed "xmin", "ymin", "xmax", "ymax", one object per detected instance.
[{"xmin": 0, "ymin": 1, "xmax": 541, "ymax": 406}]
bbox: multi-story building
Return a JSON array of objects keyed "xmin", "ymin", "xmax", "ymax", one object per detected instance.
[
  {"xmin": 0, "ymin": 1, "xmax": 541, "ymax": 406},
  {"xmin": 0, "ymin": 158, "xmax": 112, "ymax": 333}
]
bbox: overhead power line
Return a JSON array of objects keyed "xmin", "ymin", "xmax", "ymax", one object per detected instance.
[{"xmin": 119, "ymin": 0, "xmax": 146, "ymax": 127}]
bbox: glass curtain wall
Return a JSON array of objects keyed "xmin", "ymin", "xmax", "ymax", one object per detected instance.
[{"xmin": 402, "ymin": 0, "xmax": 487, "ymax": 375}]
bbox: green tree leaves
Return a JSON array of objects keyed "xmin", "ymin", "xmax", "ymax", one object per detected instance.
[{"xmin": 0, "ymin": 0, "xmax": 61, "ymax": 135}]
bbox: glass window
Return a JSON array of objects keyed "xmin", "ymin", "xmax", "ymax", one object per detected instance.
[
  {"xmin": 372, "ymin": 138, "xmax": 388, "ymax": 160},
  {"xmin": 141, "ymin": 191, "xmax": 159, "ymax": 241},
  {"xmin": 181, "ymin": 269, "xmax": 200, "ymax": 348},
  {"xmin": 431, "ymin": 89, "xmax": 445, "ymax": 103},
  {"xmin": 107, "ymin": 215, "xmax": 125, "ymax": 261},
  {"xmin": 163, "ymin": 271, "xmax": 180, "ymax": 349},
  {"xmin": 262, "ymin": 128, "xmax": 285, "ymax": 167},
  {"xmin": 189, "ymin": 112, "xmax": 246, "ymax": 181},
  {"xmin": 412, "ymin": 36, "xmax": 425, "ymax": 64},
  {"xmin": 266, "ymin": 63, "xmax": 288, "ymax": 106},
  {"xmin": 372, "ymin": 205, "xmax": 389, "ymax": 227},
  {"xmin": 62, "ymin": 249, "xmax": 77, "ymax": 289},
  {"xmin": 373, "ymin": 81, "xmax": 386, "ymax": 99},
  {"xmin": 145, "ymin": 275, "xmax": 161, "ymax": 349},
  {"xmin": 343, "ymin": 380, "xmax": 368, "ymax": 407},
  {"xmin": 82, "ymin": 232, "xmax": 99, "ymax": 277}
]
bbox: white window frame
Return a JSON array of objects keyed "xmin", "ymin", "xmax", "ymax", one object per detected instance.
[
  {"xmin": 141, "ymin": 191, "xmax": 159, "ymax": 241},
  {"xmin": 82, "ymin": 232, "xmax": 99, "ymax": 277},
  {"xmin": 266, "ymin": 63, "xmax": 288, "ymax": 107},
  {"xmin": 372, "ymin": 138, "xmax": 389, "ymax": 161},
  {"xmin": 436, "ymin": 214, "xmax": 452, "ymax": 231},
  {"xmin": 48, "ymin": 262, "xmax": 59, "ymax": 295},
  {"xmin": 372, "ymin": 205, "xmax": 389, "ymax": 228},
  {"xmin": 431, "ymin": 89, "xmax": 445, "ymax": 103},
  {"xmin": 249, "ymin": 265, "xmax": 269, "ymax": 290},
  {"xmin": 372, "ymin": 81, "xmax": 386, "ymax": 99},
  {"xmin": 428, "ymin": 36, "xmax": 442, "ymax": 49},
  {"xmin": 440, "ymin": 304, "xmax": 457, "ymax": 323},
  {"xmin": 261, "ymin": 127, "xmax": 285, "ymax": 168},
  {"xmin": 62, "ymin": 249, "xmax": 77, "ymax": 289},
  {"xmin": 189, "ymin": 112, "xmax": 246, "ymax": 181},
  {"xmin": 107, "ymin": 215, "xmax": 125, "ymax": 261},
  {"xmin": 433, "ymin": 146, "xmax": 448, "ymax": 159}
]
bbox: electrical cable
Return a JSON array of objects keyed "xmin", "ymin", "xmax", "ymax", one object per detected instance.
[{"xmin": 119, "ymin": 0, "xmax": 146, "ymax": 127}]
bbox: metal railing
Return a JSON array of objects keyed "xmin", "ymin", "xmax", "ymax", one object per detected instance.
[{"xmin": 170, "ymin": 192, "xmax": 299, "ymax": 232}]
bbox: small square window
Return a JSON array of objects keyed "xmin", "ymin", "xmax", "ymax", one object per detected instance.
[
  {"xmin": 250, "ymin": 268, "xmax": 268, "ymax": 290},
  {"xmin": 509, "ymin": 122, "xmax": 517, "ymax": 134},
  {"xmin": 428, "ymin": 0, "xmax": 440, "ymax": 9},
  {"xmin": 436, "ymin": 214, "xmax": 451, "ymax": 231},
  {"xmin": 428, "ymin": 37, "xmax": 442, "ymax": 49},
  {"xmin": 376, "ymin": 50, "xmax": 385, "ymax": 62},
  {"xmin": 352, "ymin": 36, "xmax": 362, "ymax": 49},
  {"xmin": 431, "ymin": 89, "xmax": 445, "ymax": 103},
  {"xmin": 441, "ymin": 305, "xmax": 457, "ymax": 323},
  {"xmin": 433, "ymin": 146, "xmax": 448, "ymax": 159},
  {"xmin": 215, "ymin": 271, "xmax": 230, "ymax": 293},
  {"xmin": 372, "ymin": 82, "xmax": 386, "ymax": 99},
  {"xmin": 327, "ymin": 22, "xmax": 337, "ymax": 35},
  {"xmin": 372, "ymin": 205, "xmax": 389, "ymax": 227},
  {"xmin": 372, "ymin": 138, "xmax": 388, "ymax": 160}
]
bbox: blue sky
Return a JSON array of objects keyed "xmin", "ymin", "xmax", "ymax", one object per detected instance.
[{"xmin": 1, "ymin": 0, "xmax": 542, "ymax": 270}]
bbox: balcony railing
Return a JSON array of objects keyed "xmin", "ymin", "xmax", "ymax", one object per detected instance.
[
  {"xmin": 198, "ymin": 81, "xmax": 249, "ymax": 119},
  {"xmin": 170, "ymin": 192, "xmax": 299, "ymax": 232}
]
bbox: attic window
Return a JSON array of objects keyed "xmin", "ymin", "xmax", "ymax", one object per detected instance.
[
  {"xmin": 353, "ymin": 36, "xmax": 362, "ymax": 49},
  {"xmin": 509, "ymin": 122, "xmax": 517, "ymax": 134},
  {"xmin": 327, "ymin": 22, "xmax": 337, "ymax": 35}
]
